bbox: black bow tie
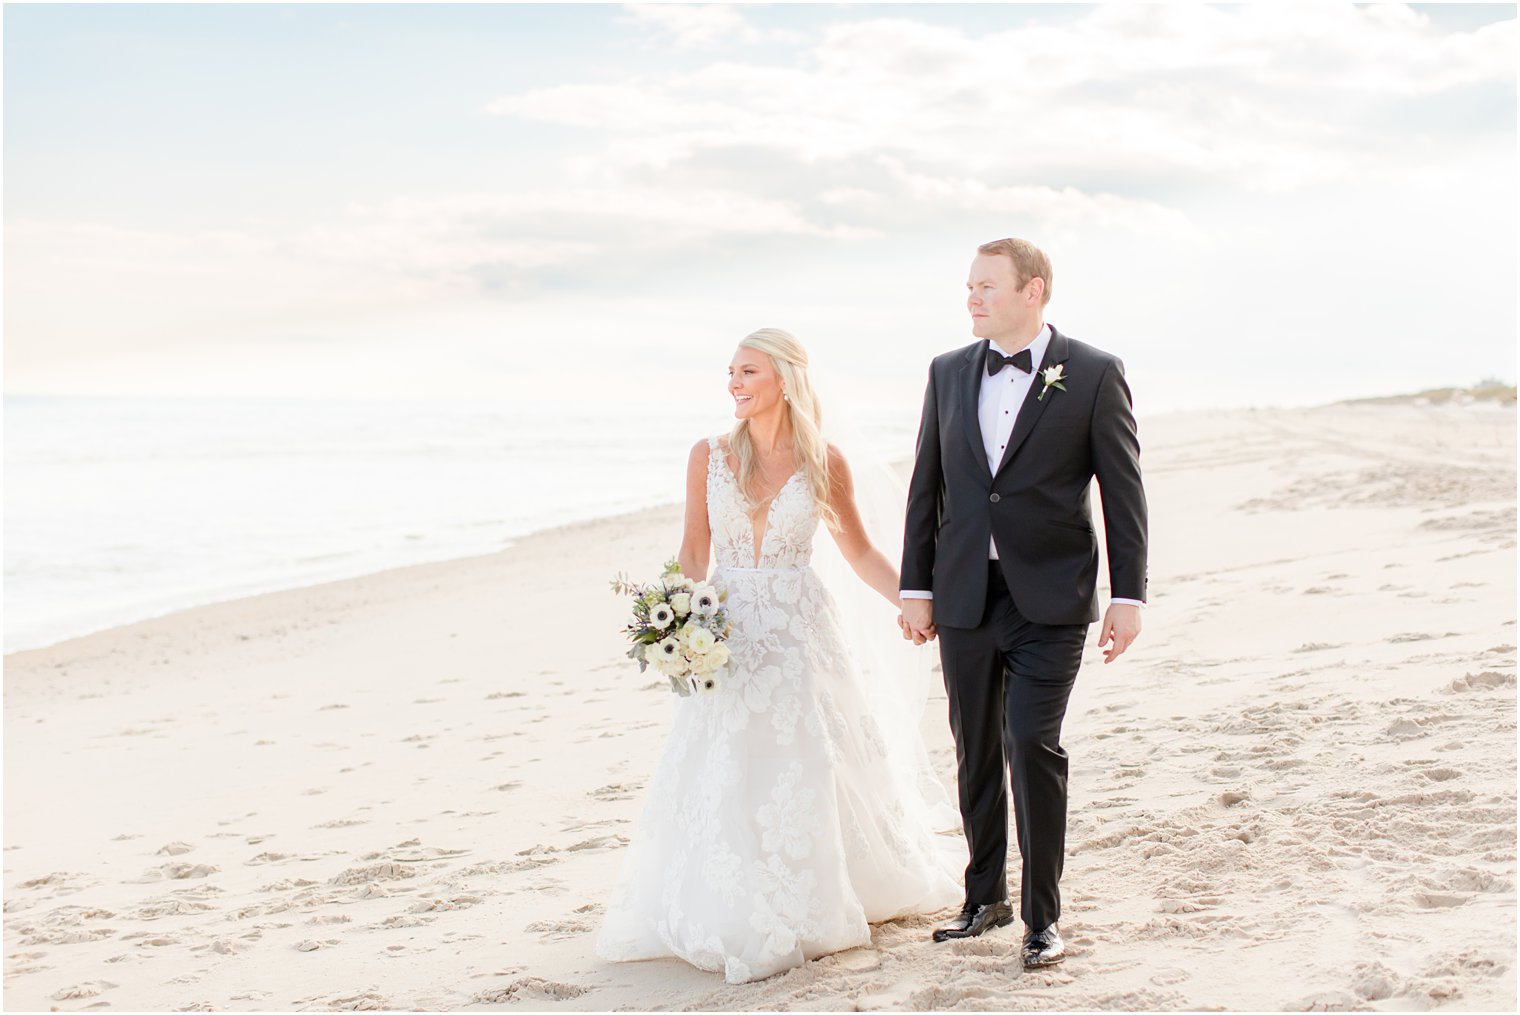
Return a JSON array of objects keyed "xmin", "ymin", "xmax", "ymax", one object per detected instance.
[{"xmin": 986, "ymin": 346, "xmax": 1033, "ymax": 376}]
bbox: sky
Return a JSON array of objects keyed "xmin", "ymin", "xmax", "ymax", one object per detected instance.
[{"xmin": 4, "ymin": 2, "xmax": 1516, "ymax": 413}]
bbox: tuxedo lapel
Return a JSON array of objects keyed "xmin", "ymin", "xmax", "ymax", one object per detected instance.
[
  {"xmin": 993, "ymin": 326, "xmax": 1069, "ymax": 478},
  {"xmin": 959, "ymin": 340, "xmax": 993, "ymax": 481}
]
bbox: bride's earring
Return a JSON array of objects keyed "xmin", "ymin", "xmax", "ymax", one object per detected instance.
[{"xmin": 782, "ymin": 391, "xmax": 789, "ymax": 402}]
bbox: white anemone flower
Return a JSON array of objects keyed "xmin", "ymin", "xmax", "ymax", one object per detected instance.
[
  {"xmin": 691, "ymin": 585, "xmax": 720, "ymax": 616},
  {"xmin": 649, "ymin": 603, "xmax": 675, "ymax": 630}
]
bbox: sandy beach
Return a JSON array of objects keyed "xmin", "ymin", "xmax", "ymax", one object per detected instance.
[{"xmin": 4, "ymin": 395, "xmax": 1515, "ymax": 1012}]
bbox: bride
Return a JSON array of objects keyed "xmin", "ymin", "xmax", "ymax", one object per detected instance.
[{"xmin": 595, "ymin": 328, "xmax": 962, "ymax": 984}]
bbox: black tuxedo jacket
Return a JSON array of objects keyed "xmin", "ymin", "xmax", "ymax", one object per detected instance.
[{"xmin": 901, "ymin": 325, "xmax": 1148, "ymax": 628}]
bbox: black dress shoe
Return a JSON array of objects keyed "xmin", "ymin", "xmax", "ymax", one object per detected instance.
[
  {"xmin": 931, "ymin": 900, "xmax": 1015, "ymax": 942},
  {"xmin": 1021, "ymin": 922, "xmax": 1065, "ymax": 967}
]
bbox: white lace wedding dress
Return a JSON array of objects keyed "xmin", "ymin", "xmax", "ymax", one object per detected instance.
[{"xmin": 596, "ymin": 435, "xmax": 962, "ymax": 984}]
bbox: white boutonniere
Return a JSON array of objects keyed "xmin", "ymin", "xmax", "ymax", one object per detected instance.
[{"xmin": 1037, "ymin": 363, "xmax": 1067, "ymax": 401}]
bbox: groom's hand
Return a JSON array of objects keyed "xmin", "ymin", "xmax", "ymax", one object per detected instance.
[
  {"xmin": 1098, "ymin": 603, "xmax": 1141, "ymax": 663},
  {"xmin": 901, "ymin": 600, "xmax": 937, "ymax": 644},
  {"xmin": 897, "ymin": 614, "xmax": 934, "ymax": 644}
]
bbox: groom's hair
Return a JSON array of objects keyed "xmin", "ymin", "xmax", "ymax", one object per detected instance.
[{"xmin": 977, "ymin": 238, "xmax": 1053, "ymax": 306}]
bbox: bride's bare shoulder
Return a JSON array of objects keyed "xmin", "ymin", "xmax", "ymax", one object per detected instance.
[{"xmin": 825, "ymin": 440, "xmax": 852, "ymax": 474}]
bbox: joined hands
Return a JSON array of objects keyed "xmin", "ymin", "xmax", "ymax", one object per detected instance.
[{"xmin": 897, "ymin": 599, "xmax": 937, "ymax": 645}]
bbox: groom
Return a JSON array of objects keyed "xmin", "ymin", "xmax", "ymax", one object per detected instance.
[{"xmin": 899, "ymin": 237, "xmax": 1148, "ymax": 968}]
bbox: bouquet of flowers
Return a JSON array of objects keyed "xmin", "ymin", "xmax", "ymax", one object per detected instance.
[{"xmin": 610, "ymin": 559, "xmax": 732, "ymax": 696}]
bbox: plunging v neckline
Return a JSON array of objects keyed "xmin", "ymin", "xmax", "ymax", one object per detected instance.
[{"xmin": 717, "ymin": 452, "xmax": 801, "ymax": 568}]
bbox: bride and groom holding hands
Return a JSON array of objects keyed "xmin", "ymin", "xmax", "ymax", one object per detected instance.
[{"xmin": 597, "ymin": 237, "xmax": 1149, "ymax": 983}]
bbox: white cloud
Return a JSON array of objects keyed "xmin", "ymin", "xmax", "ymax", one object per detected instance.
[
  {"xmin": 491, "ymin": 5, "xmax": 1515, "ymax": 194},
  {"xmin": 872, "ymin": 158, "xmax": 1203, "ymax": 243},
  {"xmin": 5, "ymin": 181, "xmax": 873, "ymax": 374}
]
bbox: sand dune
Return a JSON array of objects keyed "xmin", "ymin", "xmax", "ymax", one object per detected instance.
[{"xmin": 4, "ymin": 398, "xmax": 1515, "ymax": 1011}]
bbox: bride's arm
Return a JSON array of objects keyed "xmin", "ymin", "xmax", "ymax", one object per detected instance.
[
  {"xmin": 677, "ymin": 439, "xmax": 712, "ymax": 581},
  {"xmin": 824, "ymin": 444, "xmax": 902, "ymax": 609}
]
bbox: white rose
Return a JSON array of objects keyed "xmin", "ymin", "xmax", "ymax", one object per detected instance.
[
  {"xmin": 670, "ymin": 593, "xmax": 692, "ymax": 617},
  {"xmin": 704, "ymin": 642, "xmax": 731, "ymax": 669},
  {"xmin": 687, "ymin": 626, "xmax": 716, "ymax": 654}
]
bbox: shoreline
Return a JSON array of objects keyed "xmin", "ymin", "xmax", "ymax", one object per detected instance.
[
  {"xmin": 2, "ymin": 500, "xmax": 686, "ymax": 662},
  {"xmin": 9, "ymin": 389, "xmax": 1513, "ymax": 659}
]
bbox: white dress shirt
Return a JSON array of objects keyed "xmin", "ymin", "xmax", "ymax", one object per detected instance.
[{"xmin": 901, "ymin": 325, "xmax": 1142, "ymax": 609}]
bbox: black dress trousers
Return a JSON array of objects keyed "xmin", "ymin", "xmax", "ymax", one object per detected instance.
[{"xmin": 936, "ymin": 561, "xmax": 1088, "ymax": 929}]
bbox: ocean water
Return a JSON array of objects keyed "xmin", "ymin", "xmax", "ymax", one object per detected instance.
[{"xmin": 3, "ymin": 395, "xmax": 916, "ymax": 652}]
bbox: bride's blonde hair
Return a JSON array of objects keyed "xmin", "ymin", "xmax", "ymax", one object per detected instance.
[{"xmin": 727, "ymin": 328, "xmax": 840, "ymax": 533}]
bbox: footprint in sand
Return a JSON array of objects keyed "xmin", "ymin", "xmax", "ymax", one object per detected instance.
[
  {"xmin": 351, "ymin": 883, "xmax": 391, "ymax": 900},
  {"xmin": 371, "ymin": 913, "xmax": 433, "ymax": 929},
  {"xmin": 321, "ymin": 991, "xmax": 392, "ymax": 1009},
  {"xmin": 294, "ymin": 938, "xmax": 341, "ymax": 951},
  {"xmin": 131, "ymin": 862, "xmax": 219, "ymax": 884},
  {"xmin": 257, "ymin": 877, "xmax": 321, "ymax": 893},
  {"xmin": 588, "ymin": 782, "xmax": 643, "ymax": 801},
  {"xmin": 1447, "ymin": 671, "xmax": 1515, "ymax": 693},
  {"xmin": 50, "ymin": 981, "xmax": 118, "ymax": 1001},
  {"xmin": 20, "ymin": 927, "xmax": 116, "ymax": 947},
  {"xmin": 473, "ymin": 978, "xmax": 587, "ymax": 1004},
  {"xmin": 524, "ymin": 917, "xmax": 594, "ymax": 939},
  {"xmin": 331, "ymin": 863, "xmax": 418, "ymax": 886},
  {"xmin": 1387, "ymin": 718, "xmax": 1430, "ymax": 740},
  {"xmin": 134, "ymin": 898, "xmax": 215, "ymax": 919},
  {"xmin": 409, "ymin": 896, "xmax": 482, "ymax": 913}
]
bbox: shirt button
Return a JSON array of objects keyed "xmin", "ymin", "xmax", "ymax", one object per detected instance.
[{"xmin": 989, "ymin": 493, "xmax": 1001, "ymax": 503}]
